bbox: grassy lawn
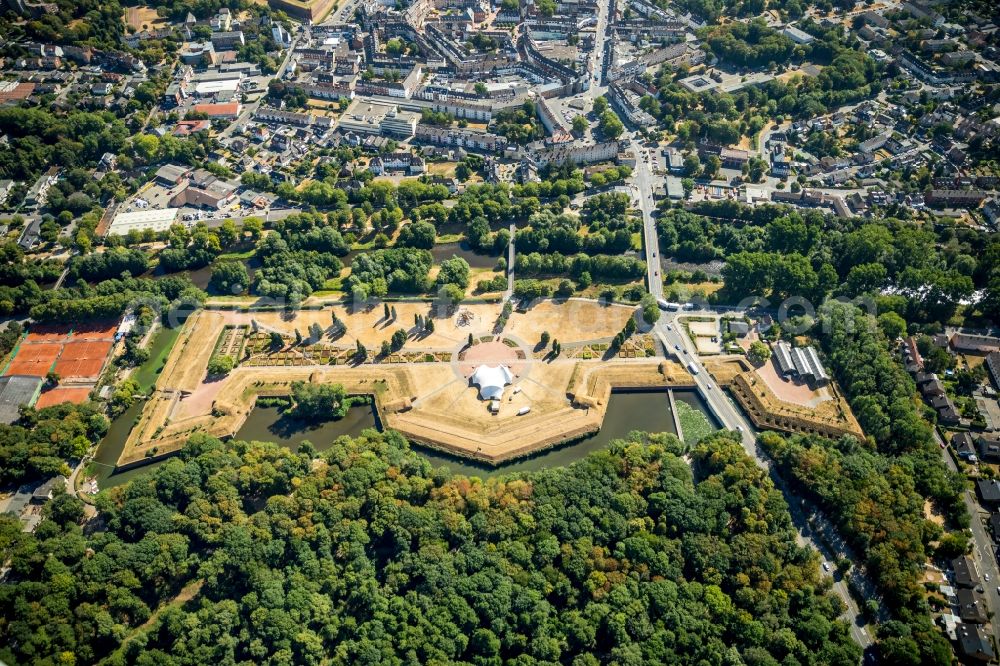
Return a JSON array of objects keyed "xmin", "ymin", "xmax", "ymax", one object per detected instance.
[
  {"xmin": 132, "ymin": 325, "xmax": 183, "ymax": 393},
  {"xmin": 631, "ymin": 232, "xmax": 642, "ymax": 251},
  {"xmin": 426, "ymin": 162, "xmax": 458, "ymax": 177},
  {"xmin": 217, "ymin": 248, "xmax": 257, "ymax": 261}
]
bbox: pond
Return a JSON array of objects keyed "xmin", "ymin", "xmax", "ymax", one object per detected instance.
[
  {"xmin": 429, "ymin": 241, "xmax": 499, "ymax": 270},
  {"xmin": 92, "ymin": 389, "xmax": 714, "ymax": 488},
  {"xmin": 187, "ymin": 256, "xmax": 261, "ymax": 293},
  {"xmin": 342, "ymin": 241, "xmax": 499, "ymax": 271},
  {"xmin": 235, "ymin": 401, "xmax": 382, "ymax": 451},
  {"xmin": 416, "ymin": 390, "xmax": 683, "ymax": 477}
]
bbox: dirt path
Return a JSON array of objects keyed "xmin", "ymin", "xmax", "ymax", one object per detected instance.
[{"xmin": 117, "ymin": 579, "xmax": 203, "ymax": 651}]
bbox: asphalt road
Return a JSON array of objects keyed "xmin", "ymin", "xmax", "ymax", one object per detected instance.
[
  {"xmin": 630, "ymin": 137, "xmax": 663, "ymax": 300},
  {"xmin": 626, "ymin": 117, "xmax": 877, "ymax": 652},
  {"xmin": 937, "ymin": 430, "xmax": 1000, "ymax": 624},
  {"xmin": 220, "ymin": 36, "xmax": 300, "ymax": 140},
  {"xmin": 655, "ymin": 314, "xmax": 874, "ymax": 650}
]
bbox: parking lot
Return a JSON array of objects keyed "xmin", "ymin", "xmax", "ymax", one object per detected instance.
[{"xmin": 122, "ymin": 181, "xmax": 269, "ymax": 230}]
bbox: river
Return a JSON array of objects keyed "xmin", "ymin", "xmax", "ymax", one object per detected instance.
[{"xmin": 92, "ymin": 389, "xmax": 712, "ymax": 487}]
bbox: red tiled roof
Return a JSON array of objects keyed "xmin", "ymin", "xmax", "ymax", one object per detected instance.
[{"xmin": 192, "ymin": 102, "xmax": 240, "ymax": 117}]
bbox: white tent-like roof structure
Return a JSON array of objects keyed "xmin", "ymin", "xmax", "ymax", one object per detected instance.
[{"xmin": 470, "ymin": 365, "xmax": 513, "ymax": 401}]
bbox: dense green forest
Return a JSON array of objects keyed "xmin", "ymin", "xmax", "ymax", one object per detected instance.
[
  {"xmin": 761, "ymin": 431, "xmax": 953, "ymax": 664},
  {"xmin": 657, "ymin": 200, "xmax": 990, "ymax": 325},
  {"xmin": 0, "ymin": 402, "xmax": 108, "ymax": 485},
  {"xmin": 758, "ymin": 302, "xmax": 968, "ymax": 664},
  {"xmin": 1, "ymin": 430, "xmax": 862, "ymax": 665}
]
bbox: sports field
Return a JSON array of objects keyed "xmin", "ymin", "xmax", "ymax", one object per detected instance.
[
  {"xmin": 54, "ymin": 341, "xmax": 115, "ymax": 380},
  {"xmin": 6, "ymin": 343, "xmax": 61, "ymax": 377},
  {"xmin": 2, "ymin": 320, "xmax": 118, "ymax": 408},
  {"xmin": 35, "ymin": 387, "xmax": 93, "ymax": 408}
]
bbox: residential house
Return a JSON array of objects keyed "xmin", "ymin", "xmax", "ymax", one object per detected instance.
[
  {"xmin": 24, "ymin": 167, "xmax": 57, "ymax": 209},
  {"xmin": 369, "ymin": 152, "xmax": 426, "ymax": 175},
  {"xmin": 902, "ymin": 336, "xmax": 924, "ymax": 373},
  {"xmin": 921, "ymin": 378, "xmax": 947, "ymax": 398},
  {"xmin": 990, "ymin": 512, "xmax": 1000, "ymax": 538},
  {"xmin": 954, "ymin": 432, "xmax": 978, "ymax": 462},
  {"xmin": 173, "ymin": 119, "xmax": 212, "ymax": 136},
  {"xmin": 17, "ymin": 218, "xmax": 41, "ymax": 250},
  {"xmin": 931, "ymin": 394, "xmax": 961, "ymax": 424},
  {"xmin": 210, "ymin": 8, "xmax": 232, "ymax": 31},
  {"xmin": 31, "ymin": 476, "xmax": 65, "ymax": 503},
  {"xmin": 0, "ymin": 179, "xmax": 15, "ymax": 206},
  {"xmin": 925, "ymin": 189, "xmax": 988, "ymax": 208},
  {"xmin": 957, "ymin": 623, "xmax": 995, "ymax": 662},
  {"xmin": 977, "ymin": 433, "xmax": 1000, "ymax": 464},
  {"xmin": 953, "ymin": 555, "xmax": 980, "ymax": 588},
  {"xmin": 957, "ymin": 588, "xmax": 989, "ymax": 624},
  {"xmin": 977, "ymin": 479, "xmax": 1000, "ymax": 507}
]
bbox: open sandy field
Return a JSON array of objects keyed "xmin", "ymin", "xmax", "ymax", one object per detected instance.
[
  {"xmin": 200, "ymin": 299, "xmax": 639, "ymax": 351},
  {"xmin": 117, "ymin": 301, "xmax": 698, "ymax": 467},
  {"xmin": 124, "ymin": 6, "xmax": 169, "ymax": 31},
  {"xmin": 506, "ymin": 299, "xmax": 634, "ymax": 345},
  {"xmin": 756, "ymin": 356, "xmax": 832, "ymax": 408}
]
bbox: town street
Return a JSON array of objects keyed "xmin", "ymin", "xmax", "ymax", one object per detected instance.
[
  {"xmin": 657, "ymin": 312, "xmax": 875, "ymax": 649},
  {"xmin": 937, "ymin": 430, "xmax": 1000, "ymax": 631}
]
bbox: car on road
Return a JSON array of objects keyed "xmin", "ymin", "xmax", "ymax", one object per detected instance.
[
  {"xmin": 674, "ymin": 344, "xmax": 681, "ymax": 351},
  {"xmin": 986, "ymin": 573, "xmax": 991, "ymax": 582},
  {"xmin": 823, "ymin": 562, "xmax": 831, "ymax": 572}
]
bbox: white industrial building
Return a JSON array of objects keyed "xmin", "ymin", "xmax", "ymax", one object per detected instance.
[{"xmin": 108, "ymin": 208, "xmax": 180, "ymax": 236}]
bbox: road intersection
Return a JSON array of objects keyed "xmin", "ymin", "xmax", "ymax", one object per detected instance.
[{"xmin": 624, "ymin": 111, "xmax": 876, "ymax": 649}]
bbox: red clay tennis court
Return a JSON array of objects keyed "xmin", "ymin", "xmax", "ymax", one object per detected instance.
[
  {"xmin": 23, "ymin": 324, "xmax": 72, "ymax": 345},
  {"xmin": 71, "ymin": 321, "xmax": 118, "ymax": 341},
  {"xmin": 35, "ymin": 386, "xmax": 92, "ymax": 408},
  {"xmin": 5, "ymin": 343, "xmax": 61, "ymax": 377},
  {"xmin": 53, "ymin": 340, "xmax": 113, "ymax": 380}
]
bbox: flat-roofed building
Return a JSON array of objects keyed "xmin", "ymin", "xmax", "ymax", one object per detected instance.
[
  {"xmin": 782, "ymin": 25, "xmax": 814, "ymax": 44},
  {"xmin": 380, "ymin": 107, "xmax": 419, "ymax": 138},
  {"xmin": 0, "ymin": 375, "xmax": 43, "ymax": 424},
  {"xmin": 108, "ymin": 208, "xmax": 180, "ymax": 235},
  {"xmin": 154, "ymin": 164, "xmax": 191, "ymax": 185},
  {"xmin": 337, "ymin": 100, "xmax": 394, "ymax": 136}
]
